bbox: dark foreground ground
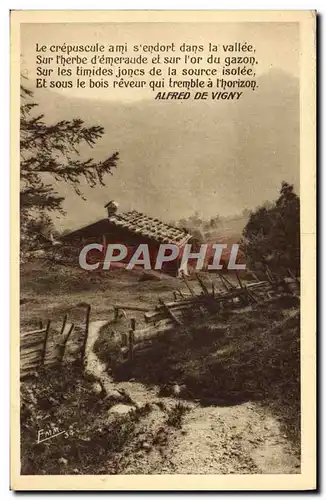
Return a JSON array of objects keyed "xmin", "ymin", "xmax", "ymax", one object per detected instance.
[{"xmin": 20, "ymin": 262, "xmax": 300, "ymax": 475}]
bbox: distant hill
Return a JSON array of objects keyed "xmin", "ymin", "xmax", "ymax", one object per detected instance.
[{"xmin": 23, "ymin": 69, "xmax": 299, "ymax": 231}]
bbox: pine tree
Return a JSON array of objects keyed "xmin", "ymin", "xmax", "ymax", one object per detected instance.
[{"xmin": 20, "ymin": 84, "xmax": 119, "ymax": 248}]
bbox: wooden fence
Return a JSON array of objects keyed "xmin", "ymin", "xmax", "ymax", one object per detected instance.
[
  {"xmin": 20, "ymin": 321, "xmax": 51, "ymax": 378},
  {"xmin": 113, "ymin": 269, "xmax": 300, "ymax": 366},
  {"xmin": 21, "ymin": 269, "xmax": 300, "ymax": 377},
  {"xmin": 20, "ymin": 304, "xmax": 91, "ymax": 379}
]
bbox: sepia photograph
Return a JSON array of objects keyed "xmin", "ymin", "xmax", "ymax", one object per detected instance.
[{"xmin": 11, "ymin": 10, "xmax": 316, "ymax": 491}]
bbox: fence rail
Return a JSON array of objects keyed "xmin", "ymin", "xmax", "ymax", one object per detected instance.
[
  {"xmin": 20, "ymin": 304, "xmax": 91, "ymax": 379},
  {"xmin": 114, "ymin": 270, "xmax": 300, "ymax": 369},
  {"xmin": 20, "ymin": 269, "xmax": 300, "ymax": 378}
]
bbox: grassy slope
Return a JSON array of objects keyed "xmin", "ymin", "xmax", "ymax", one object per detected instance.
[{"xmin": 20, "ymin": 261, "xmax": 181, "ymax": 330}]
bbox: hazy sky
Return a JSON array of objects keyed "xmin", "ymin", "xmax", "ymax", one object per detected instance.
[
  {"xmin": 20, "ymin": 21, "xmax": 300, "ymax": 230},
  {"xmin": 21, "ymin": 22, "xmax": 299, "ymax": 102}
]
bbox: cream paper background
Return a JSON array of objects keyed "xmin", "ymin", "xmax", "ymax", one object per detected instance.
[{"xmin": 10, "ymin": 9, "xmax": 316, "ymax": 491}]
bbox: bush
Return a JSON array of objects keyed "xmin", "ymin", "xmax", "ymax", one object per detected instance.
[
  {"xmin": 166, "ymin": 403, "xmax": 190, "ymax": 429},
  {"xmin": 20, "ymin": 364, "xmax": 151, "ymax": 475}
]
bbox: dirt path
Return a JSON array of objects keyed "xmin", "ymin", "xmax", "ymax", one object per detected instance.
[
  {"xmin": 84, "ymin": 321, "xmax": 300, "ymax": 475},
  {"xmin": 152, "ymin": 403, "xmax": 300, "ymax": 474},
  {"xmin": 84, "ymin": 320, "xmax": 111, "ymax": 389}
]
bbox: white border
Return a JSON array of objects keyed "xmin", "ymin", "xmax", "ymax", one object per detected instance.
[{"xmin": 3, "ymin": 2, "xmax": 321, "ymax": 499}]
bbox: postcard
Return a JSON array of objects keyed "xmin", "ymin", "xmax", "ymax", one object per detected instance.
[{"xmin": 11, "ymin": 10, "xmax": 316, "ymax": 491}]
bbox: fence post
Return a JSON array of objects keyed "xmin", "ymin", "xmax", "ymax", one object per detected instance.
[
  {"xmin": 217, "ymin": 273, "xmax": 229, "ymax": 292},
  {"xmin": 182, "ymin": 275, "xmax": 195, "ymax": 296},
  {"xmin": 81, "ymin": 304, "xmax": 91, "ymax": 365},
  {"xmin": 128, "ymin": 318, "xmax": 135, "ymax": 367},
  {"xmin": 58, "ymin": 323, "xmax": 74, "ymax": 364},
  {"xmin": 235, "ymin": 270, "xmax": 243, "ymax": 289},
  {"xmin": 41, "ymin": 320, "xmax": 51, "ymax": 366},
  {"xmin": 159, "ymin": 299, "xmax": 183, "ymax": 326},
  {"xmin": 60, "ymin": 314, "xmax": 68, "ymax": 336}
]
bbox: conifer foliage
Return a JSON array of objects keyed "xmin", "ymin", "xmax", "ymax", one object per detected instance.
[{"xmin": 20, "ymin": 84, "xmax": 119, "ymax": 248}]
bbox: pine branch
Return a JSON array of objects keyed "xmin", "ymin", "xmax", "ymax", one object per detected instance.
[{"xmin": 20, "ymin": 82, "xmax": 119, "ymax": 224}]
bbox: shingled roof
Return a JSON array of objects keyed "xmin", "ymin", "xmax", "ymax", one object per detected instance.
[
  {"xmin": 108, "ymin": 210, "xmax": 191, "ymax": 246},
  {"xmin": 62, "ymin": 210, "xmax": 191, "ymax": 247}
]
